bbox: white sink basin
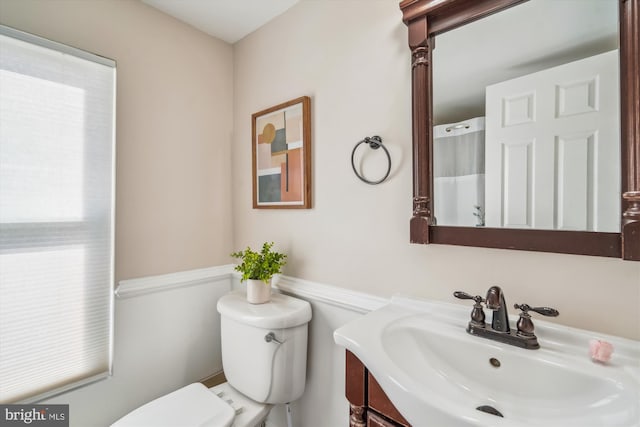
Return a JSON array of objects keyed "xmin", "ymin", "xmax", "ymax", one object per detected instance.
[{"xmin": 334, "ymin": 295, "xmax": 640, "ymax": 427}]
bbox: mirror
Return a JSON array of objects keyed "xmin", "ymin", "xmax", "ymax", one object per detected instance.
[
  {"xmin": 432, "ymin": 0, "xmax": 619, "ymax": 232},
  {"xmin": 400, "ymin": 0, "xmax": 640, "ymax": 260}
]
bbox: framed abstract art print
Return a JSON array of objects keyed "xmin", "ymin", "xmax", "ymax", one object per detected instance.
[{"xmin": 252, "ymin": 96, "xmax": 311, "ymax": 209}]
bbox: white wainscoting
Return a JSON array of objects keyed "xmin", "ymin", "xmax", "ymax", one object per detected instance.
[
  {"xmin": 43, "ymin": 265, "xmax": 388, "ymax": 427},
  {"xmin": 44, "ymin": 266, "xmax": 234, "ymax": 427}
]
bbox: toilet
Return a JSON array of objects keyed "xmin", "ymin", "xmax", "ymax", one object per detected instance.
[{"xmin": 111, "ymin": 291, "xmax": 312, "ymax": 427}]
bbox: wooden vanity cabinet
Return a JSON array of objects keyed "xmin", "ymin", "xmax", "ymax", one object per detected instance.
[{"xmin": 345, "ymin": 350, "xmax": 412, "ymax": 427}]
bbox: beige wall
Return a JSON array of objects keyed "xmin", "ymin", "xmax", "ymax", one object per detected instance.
[
  {"xmin": 233, "ymin": 0, "xmax": 640, "ymax": 340},
  {"xmin": 0, "ymin": 0, "xmax": 234, "ymax": 282},
  {"xmin": 1, "ymin": 0, "xmax": 637, "ymax": 341}
]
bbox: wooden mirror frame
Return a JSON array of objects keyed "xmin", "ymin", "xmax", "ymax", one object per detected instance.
[{"xmin": 400, "ymin": 0, "xmax": 640, "ymax": 260}]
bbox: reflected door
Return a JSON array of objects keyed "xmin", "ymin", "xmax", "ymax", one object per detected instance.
[{"xmin": 485, "ymin": 50, "xmax": 620, "ymax": 231}]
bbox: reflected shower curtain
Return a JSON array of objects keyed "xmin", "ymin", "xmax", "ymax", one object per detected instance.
[{"xmin": 433, "ymin": 117, "xmax": 485, "ymax": 227}]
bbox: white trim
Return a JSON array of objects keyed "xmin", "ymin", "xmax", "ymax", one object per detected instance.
[
  {"xmin": 108, "ymin": 66, "xmax": 117, "ymax": 376},
  {"xmin": 21, "ymin": 372, "xmax": 109, "ymax": 404},
  {"xmin": 0, "ymin": 24, "xmax": 115, "ymax": 67},
  {"xmin": 116, "ymin": 263, "xmax": 387, "ymax": 313},
  {"xmin": 115, "ymin": 264, "xmax": 234, "ymax": 299},
  {"xmin": 273, "ymin": 275, "xmax": 388, "ymax": 314}
]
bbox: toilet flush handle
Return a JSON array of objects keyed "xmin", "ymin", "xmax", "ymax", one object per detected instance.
[{"xmin": 264, "ymin": 332, "xmax": 283, "ymax": 345}]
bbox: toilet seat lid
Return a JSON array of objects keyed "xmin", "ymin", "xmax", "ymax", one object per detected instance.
[{"xmin": 111, "ymin": 383, "xmax": 235, "ymax": 427}]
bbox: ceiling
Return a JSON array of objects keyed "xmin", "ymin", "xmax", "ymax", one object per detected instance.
[
  {"xmin": 140, "ymin": 0, "xmax": 618, "ymax": 125},
  {"xmin": 433, "ymin": 0, "xmax": 618, "ymax": 125},
  {"xmin": 141, "ymin": 0, "xmax": 301, "ymax": 44}
]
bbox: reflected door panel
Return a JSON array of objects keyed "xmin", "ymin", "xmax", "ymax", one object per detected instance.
[{"xmin": 485, "ymin": 50, "xmax": 619, "ymax": 231}]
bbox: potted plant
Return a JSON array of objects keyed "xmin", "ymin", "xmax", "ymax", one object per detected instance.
[{"xmin": 231, "ymin": 242, "xmax": 287, "ymax": 304}]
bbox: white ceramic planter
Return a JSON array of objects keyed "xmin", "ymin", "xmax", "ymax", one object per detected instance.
[{"xmin": 246, "ymin": 279, "xmax": 271, "ymax": 304}]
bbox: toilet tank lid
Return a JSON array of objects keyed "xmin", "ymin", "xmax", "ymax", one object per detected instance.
[{"xmin": 217, "ymin": 291, "xmax": 312, "ymax": 329}]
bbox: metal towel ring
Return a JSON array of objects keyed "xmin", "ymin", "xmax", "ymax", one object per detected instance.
[{"xmin": 351, "ymin": 136, "xmax": 391, "ymax": 185}]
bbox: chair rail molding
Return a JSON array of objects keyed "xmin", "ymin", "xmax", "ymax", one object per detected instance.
[
  {"xmin": 273, "ymin": 275, "xmax": 388, "ymax": 314},
  {"xmin": 115, "ymin": 264, "xmax": 235, "ymax": 299},
  {"xmin": 118, "ymin": 263, "xmax": 389, "ymax": 314}
]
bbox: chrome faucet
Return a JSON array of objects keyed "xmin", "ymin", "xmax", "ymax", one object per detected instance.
[{"xmin": 454, "ymin": 287, "xmax": 559, "ymax": 350}]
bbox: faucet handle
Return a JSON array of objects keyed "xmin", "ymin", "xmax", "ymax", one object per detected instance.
[
  {"xmin": 454, "ymin": 291, "xmax": 486, "ymax": 326},
  {"xmin": 454, "ymin": 291, "xmax": 484, "ymax": 303},
  {"xmin": 514, "ymin": 303, "xmax": 559, "ymax": 338},
  {"xmin": 513, "ymin": 303, "xmax": 559, "ymax": 317}
]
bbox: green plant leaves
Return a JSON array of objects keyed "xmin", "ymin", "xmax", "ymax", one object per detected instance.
[{"xmin": 230, "ymin": 242, "xmax": 287, "ymax": 282}]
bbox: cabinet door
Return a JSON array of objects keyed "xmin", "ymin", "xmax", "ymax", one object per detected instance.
[{"xmin": 485, "ymin": 50, "xmax": 619, "ymax": 231}]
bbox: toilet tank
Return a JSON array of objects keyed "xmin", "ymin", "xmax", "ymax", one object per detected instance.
[{"xmin": 217, "ymin": 291, "xmax": 312, "ymax": 404}]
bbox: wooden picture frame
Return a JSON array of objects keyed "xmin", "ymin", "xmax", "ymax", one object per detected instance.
[{"xmin": 252, "ymin": 96, "xmax": 311, "ymax": 209}]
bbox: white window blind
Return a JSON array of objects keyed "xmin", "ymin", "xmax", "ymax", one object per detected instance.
[{"xmin": 0, "ymin": 26, "xmax": 115, "ymax": 403}]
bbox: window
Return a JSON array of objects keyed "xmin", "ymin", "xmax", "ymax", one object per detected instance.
[{"xmin": 0, "ymin": 25, "xmax": 115, "ymax": 403}]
